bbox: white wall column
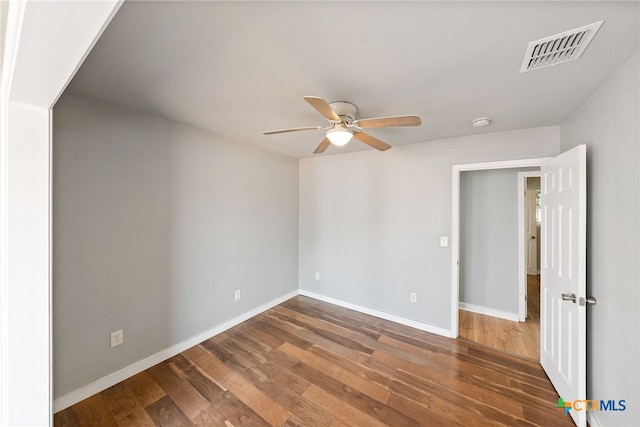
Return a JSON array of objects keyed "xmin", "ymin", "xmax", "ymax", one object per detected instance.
[
  {"xmin": 4, "ymin": 102, "xmax": 51, "ymax": 426},
  {"xmin": 0, "ymin": 1, "xmax": 121, "ymax": 425}
]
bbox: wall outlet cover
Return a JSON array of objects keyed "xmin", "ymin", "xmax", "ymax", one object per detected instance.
[{"xmin": 110, "ymin": 329, "xmax": 123, "ymax": 348}]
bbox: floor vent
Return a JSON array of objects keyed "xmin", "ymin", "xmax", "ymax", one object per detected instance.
[{"xmin": 519, "ymin": 21, "xmax": 603, "ymax": 73}]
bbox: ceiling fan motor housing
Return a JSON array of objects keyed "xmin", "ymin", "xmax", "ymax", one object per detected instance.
[{"xmin": 329, "ymin": 101, "xmax": 358, "ymax": 125}]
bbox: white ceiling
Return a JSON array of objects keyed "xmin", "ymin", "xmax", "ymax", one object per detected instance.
[{"xmin": 65, "ymin": 1, "xmax": 639, "ymax": 158}]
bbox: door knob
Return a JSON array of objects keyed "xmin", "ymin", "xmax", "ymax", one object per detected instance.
[
  {"xmin": 561, "ymin": 293, "xmax": 577, "ymax": 303},
  {"xmin": 580, "ymin": 297, "xmax": 596, "ymax": 306},
  {"xmin": 530, "ymin": 236, "xmax": 536, "ymax": 240}
]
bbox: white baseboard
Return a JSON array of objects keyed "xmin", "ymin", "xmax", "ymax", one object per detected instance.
[
  {"xmin": 55, "ymin": 289, "xmax": 456, "ymax": 412},
  {"xmin": 458, "ymin": 302, "xmax": 520, "ymax": 322},
  {"xmin": 53, "ymin": 290, "xmax": 299, "ymax": 413},
  {"xmin": 299, "ymin": 290, "xmax": 454, "ymax": 338}
]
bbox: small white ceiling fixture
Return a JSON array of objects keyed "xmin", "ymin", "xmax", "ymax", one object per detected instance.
[
  {"xmin": 472, "ymin": 117, "xmax": 491, "ymax": 128},
  {"xmin": 520, "ymin": 21, "xmax": 603, "ymax": 73},
  {"xmin": 326, "ymin": 126, "xmax": 353, "ymax": 146}
]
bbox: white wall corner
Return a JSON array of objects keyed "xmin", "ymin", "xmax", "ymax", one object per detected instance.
[
  {"xmin": 587, "ymin": 411, "xmax": 602, "ymax": 427},
  {"xmin": 300, "ymin": 290, "xmax": 454, "ymax": 338}
]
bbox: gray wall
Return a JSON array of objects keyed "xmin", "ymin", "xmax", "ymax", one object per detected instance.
[
  {"xmin": 52, "ymin": 94, "xmax": 299, "ymax": 398},
  {"xmin": 460, "ymin": 168, "xmax": 535, "ymax": 315},
  {"xmin": 560, "ymin": 52, "xmax": 639, "ymax": 426},
  {"xmin": 299, "ymin": 126, "xmax": 560, "ymax": 329}
]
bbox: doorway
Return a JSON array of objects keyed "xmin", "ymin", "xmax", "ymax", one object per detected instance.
[
  {"xmin": 450, "ymin": 158, "xmax": 550, "ymax": 359},
  {"xmin": 519, "ymin": 171, "xmax": 541, "ymax": 322},
  {"xmin": 457, "ymin": 168, "xmax": 541, "ymax": 359},
  {"xmin": 458, "ymin": 276, "xmax": 541, "ymax": 360}
]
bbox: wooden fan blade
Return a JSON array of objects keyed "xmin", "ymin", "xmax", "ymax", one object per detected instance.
[
  {"xmin": 356, "ymin": 115, "xmax": 421, "ymax": 129},
  {"xmin": 313, "ymin": 137, "xmax": 331, "ymax": 154},
  {"xmin": 353, "ymin": 132, "xmax": 392, "ymax": 151},
  {"xmin": 263, "ymin": 126, "xmax": 323, "ymax": 135},
  {"xmin": 304, "ymin": 96, "xmax": 341, "ymax": 122}
]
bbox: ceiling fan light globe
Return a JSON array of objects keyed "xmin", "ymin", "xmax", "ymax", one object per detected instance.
[{"xmin": 326, "ymin": 128, "xmax": 353, "ymax": 146}]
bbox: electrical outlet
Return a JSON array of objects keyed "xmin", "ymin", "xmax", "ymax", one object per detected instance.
[
  {"xmin": 410, "ymin": 292, "xmax": 418, "ymax": 303},
  {"xmin": 315, "ymin": 272, "xmax": 320, "ymax": 280},
  {"xmin": 110, "ymin": 329, "xmax": 123, "ymax": 348},
  {"xmin": 234, "ymin": 289, "xmax": 241, "ymax": 301},
  {"xmin": 440, "ymin": 236, "xmax": 449, "ymax": 247}
]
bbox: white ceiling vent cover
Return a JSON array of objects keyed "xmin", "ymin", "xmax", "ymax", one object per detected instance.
[{"xmin": 520, "ymin": 21, "xmax": 603, "ymax": 73}]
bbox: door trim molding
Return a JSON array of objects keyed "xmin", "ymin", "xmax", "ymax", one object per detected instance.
[
  {"xmin": 518, "ymin": 171, "xmax": 541, "ymax": 321},
  {"xmin": 450, "ymin": 157, "xmax": 550, "ymax": 338}
]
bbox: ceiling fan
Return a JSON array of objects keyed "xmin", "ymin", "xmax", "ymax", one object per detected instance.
[{"xmin": 263, "ymin": 96, "xmax": 422, "ymax": 154}]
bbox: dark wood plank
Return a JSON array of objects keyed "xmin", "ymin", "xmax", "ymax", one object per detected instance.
[
  {"xmin": 167, "ymin": 353, "xmax": 225, "ymax": 403},
  {"xmin": 101, "ymin": 382, "xmax": 155, "ymax": 427},
  {"xmin": 253, "ymin": 316, "xmax": 314, "ymax": 350},
  {"xmin": 281, "ymin": 299, "xmax": 382, "ymax": 340},
  {"xmin": 307, "ymin": 344, "xmax": 392, "ymax": 389},
  {"xmin": 56, "ymin": 295, "xmax": 568, "ymax": 427},
  {"xmin": 390, "ymin": 371, "xmax": 534, "ymax": 427},
  {"xmin": 221, "ymin": 329, "xmax": 312, "ymax": 395},
  {"xmin": 206, "ymin": 390, "xmax": 272, "ymax": 427},
  {"xmin": 145, "ymin": 395, "xmax": 193, "ymax": 427},
  {"xmin": 385, "ymin": 392, "xmax": 468, "ymax": 427},
  {"xmin": 192, "ymin": 344, "xmax": 292, "ymax": 426},
  {"xmin": 272, "ymin": 305, "xmax": 375, "ymax": 355},
  {"xmin": 273, "ymin": 347, "xmax": 418, "ymax": 426},
  {"xmin": 147, "ymin": 359, "xmax": 220, "ymax": 425},
  {"xmin": 217, "ymin": 335, "xmax": 333, "ymax": 426},
  {"xmin": 222, "ymin": 371, "xmax": 292, "ymax": 426},
  {"xmin": 371, "ymin": 347, "xmax": 526, "ymax": 416},
  {"xmin": 123, "ymin": 371, "xmax": 166, "ymax": 408},
  {"xmin": 522, "ymin": 403, "xmax": 574, "ymax": 426},
  {"xmin": 71, "ymin": 394, "xmax": 118, "ymax": 427},
  {"xmin": 302, "ymin": 385, "xmax": 388, "ymax": 427},
  {"xmin": 281, "ymin": 413, "xmax": 316, "ymax": 427},
  {"xmin": 53, "ymin": 407, "xmax": 79, "ymax": 427},
  {"xmin": 279, "ymin": 342, "xmax": 391, "ymax": 404},
  {"xmin": 236, "ymin": 319, "xmax": 286, "ymax": 350}
]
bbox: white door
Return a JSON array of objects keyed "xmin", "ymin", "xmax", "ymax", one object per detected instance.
[
  {"xmin": 540, "ymin": 145, "xmax": 587, "ymax": 427},
  {"xmin": 526, "ymin": 189, "xmax": 539, "ymax": 275}
]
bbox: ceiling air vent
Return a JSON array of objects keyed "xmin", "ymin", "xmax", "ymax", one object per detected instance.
[{"xmin": 519, "ymin": 21, "xmax": 603, "ymax": 73}]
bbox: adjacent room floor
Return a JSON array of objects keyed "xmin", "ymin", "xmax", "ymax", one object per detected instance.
[
  {"xmin": 55, "ymin": 293, "xmax": 570, "ymax": 426},
  {"xmin": 459, "ymin": 275, "xmax": 541, "ymax": 361}
]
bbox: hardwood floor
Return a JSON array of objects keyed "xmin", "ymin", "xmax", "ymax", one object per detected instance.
[
  {"xmin": 459, "ymin": 275, "xmax": 541, "ymax": 361},
  {"xmin": 55, "ymin": 294, "xmax": 572, "ymax": 426}
]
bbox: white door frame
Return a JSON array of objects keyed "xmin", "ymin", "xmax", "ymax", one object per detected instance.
[
  {"xmin": 517, "ymin": 171, "xmax": 541, "ymax": 322},
  {"xmin": 0, "ymin": 2, "xmax": 121, "ymax": 426},
  {"xmin": 450, "ymin": 157, "xmax": 550, "ymax": 338}
]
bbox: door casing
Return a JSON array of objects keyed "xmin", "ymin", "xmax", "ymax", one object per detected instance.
[
  {"xmin": 518, "ymin": 171, "xmax": 542, "ymax": 321},
  {"xmin": 451, "ymin": 158, "xmax": 550, "ymax": 337}
]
